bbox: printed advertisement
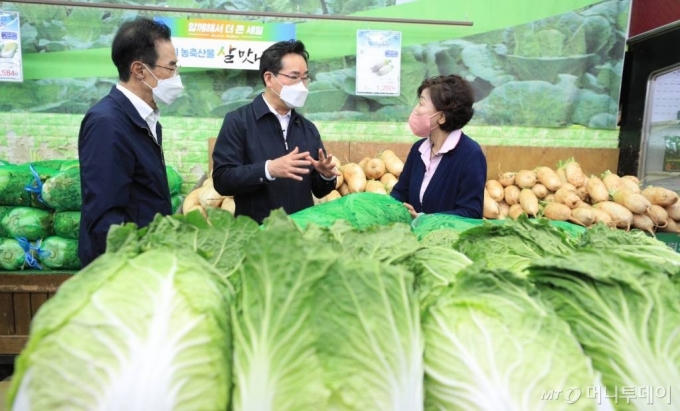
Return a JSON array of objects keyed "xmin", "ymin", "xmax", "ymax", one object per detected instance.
[
  {"xmin": 356, "ymin": 29, "xmax": 401, "ymax": 96},
  {"xmin": 155, "ymin": 17, "xmax": 296, "ymax": 71},
  {"xmin": 0, "ymin": 11, "xmax": 22, "ymax": 82}
]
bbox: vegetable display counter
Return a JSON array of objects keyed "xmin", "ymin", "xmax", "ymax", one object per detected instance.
[{"xmin": 0, "ymin": 272, "xmax": 73, "ymax": 355}]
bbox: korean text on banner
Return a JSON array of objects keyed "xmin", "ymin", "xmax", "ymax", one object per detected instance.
[
  {"xmin": 356, "ymin": 30, "xmax": 401, "ymax": 96},
  {"xmin": 0, "ymin": 11, "xmax": 23, "ymax": 82},
  {"xmin": 155, "ymin": 17, "xmax": 296, "ymax": 71}
]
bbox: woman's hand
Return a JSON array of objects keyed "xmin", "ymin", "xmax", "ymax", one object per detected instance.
[{"xmin": 403, "ymin": 202, "xmax": 418, "ymax": 219}]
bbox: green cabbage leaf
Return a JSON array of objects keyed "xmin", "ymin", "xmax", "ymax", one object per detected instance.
[
  {"xmin": 8, "ymin": 248, "xmax": 233, "ymax": 411},
  {"xmin": 423, "ymin": 266, "xmax": 599, "ymax": 411},
  {"xmin": 530, "ymin": 249, "xmax": 680, "ymax": 411}
]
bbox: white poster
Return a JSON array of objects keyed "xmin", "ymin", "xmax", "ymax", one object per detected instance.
[
  {"xmin": 356, "ymin": 30, "xmax": 401, "ymax": 96},
  {"xmin": 0, "ymin": 11, "xmax": 22, "ymax": 82}
]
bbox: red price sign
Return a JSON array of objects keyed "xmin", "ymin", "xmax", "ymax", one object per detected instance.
[{"xmin": 378, "ymin": 84, "xmax": 397, "ymax": 93}]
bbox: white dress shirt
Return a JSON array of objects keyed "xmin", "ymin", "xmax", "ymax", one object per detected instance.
[
  {"xmin": 116, "ymin": 84, "xmax": 160, "ymax": 143},
  {"xmin": 262, "ymin": 94, "xmax": 291, "ymax": 180}
]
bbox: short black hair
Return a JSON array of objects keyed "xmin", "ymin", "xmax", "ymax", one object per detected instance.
[
  {"xmin": 111, "ymin": 17, "xmax": 172, "ymax": 82},
  {"xmin": 259, "ymin": 40, "xmax": 309, "ymax": 86},
  {"xmin": 418, "ymin": 74, "xmax": 475, "ymax": 132}
]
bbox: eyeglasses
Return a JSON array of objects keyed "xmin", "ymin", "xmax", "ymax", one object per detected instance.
[
  {"xmin": 144, "ymin": 63, "xmax": 180, "ymax": 76},
  {"xmin": 276, "ymin": 72, "xmax": 310, "ymax": 85}
]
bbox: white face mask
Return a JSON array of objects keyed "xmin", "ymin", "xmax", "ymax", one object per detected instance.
[
  {"xmin": 273, "ymin": 75, "xmax": 309, "ymax": 108},
  {"xmin": 142, "ymin": 64, "xmax": 184, "ymax": 105}
]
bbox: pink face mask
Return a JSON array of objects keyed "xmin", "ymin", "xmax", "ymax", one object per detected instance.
[{"xmin": 408, "ymin": 111, "xmax": 441, "ymax": 138}]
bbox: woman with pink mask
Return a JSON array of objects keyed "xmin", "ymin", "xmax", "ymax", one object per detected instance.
[{"xmin": 390, "ymin": 75, "xmax": 487, "ymax": 219}]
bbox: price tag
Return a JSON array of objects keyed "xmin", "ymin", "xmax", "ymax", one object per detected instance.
[
  {"xmin": 355, "ymin": 30, "xmax": 401, "ymax": 96},
  {"xmin": 0, "ymin": 11, "xmax": 23, "ymax": 82}
]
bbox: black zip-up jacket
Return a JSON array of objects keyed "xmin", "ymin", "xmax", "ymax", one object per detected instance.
[
  {"xmin": 78, "ymin": 86, "xmax": 172, "ymax": 266},
  {"xmin": 212, "ymin": 94, "xmax": 336, "ymax": 224}
]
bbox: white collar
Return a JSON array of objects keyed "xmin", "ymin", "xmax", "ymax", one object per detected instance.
[
  {"xmin": 116, "ymin": 84, "xmax": 158, "ymax": 121},
  {"xmin": 262, "ymin": 93, "xmax": 291, "ymax": 119}
]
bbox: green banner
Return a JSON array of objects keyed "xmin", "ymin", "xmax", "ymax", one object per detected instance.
[
  {"xmin": 21, "ymin": 0, "xmax": 603, "ymax": 80},
  {"xmin": 2, "ymin": 0, "xmax": 629, "ymax": 132}
]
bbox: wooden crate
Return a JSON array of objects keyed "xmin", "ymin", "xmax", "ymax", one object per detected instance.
[{"xmin": 0, "ymin": 273, "xmax": 73, "ymax": 355}]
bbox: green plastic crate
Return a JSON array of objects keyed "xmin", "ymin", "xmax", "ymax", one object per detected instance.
[{"xmin": 655, "ymin": 232, "xmax": 680, "ymax": 253}]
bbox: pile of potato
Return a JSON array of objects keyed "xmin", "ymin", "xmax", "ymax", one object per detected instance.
[
  {"xmin": 181, "ymin": 177, "xmax": 235, "ymax": 217},
  {"xmin": 485, "ymin": 159, "xmax": 680, "ymax": 233},
  {"xmin": 316, "ymin": 150, "xmax": 405, "ymax": 204}
]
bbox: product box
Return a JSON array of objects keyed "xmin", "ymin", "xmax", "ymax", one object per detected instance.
[{"xmin": 654, "ymin": 232, "xmax": 680, "ymax": 253}]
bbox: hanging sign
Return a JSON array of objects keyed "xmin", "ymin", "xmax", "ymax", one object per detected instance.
[
  {"xmin": 155, "ymin": 17, "xmax": 296, "ymax": 71},
  {"xmin": 0, "ymin": 11, "xmax": 23, "ymax": 82},
  {"xmin": 355, "ymin": 29, "xmax": 402, "ymax": 96}
]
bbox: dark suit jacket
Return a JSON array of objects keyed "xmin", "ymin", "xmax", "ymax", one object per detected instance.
[
  {"xmin": 78, "ymin": 86, "xmax": 172, "ymax": 266},
  {"xmin": 391, "ymin": 133, "xmax": 486, "ymax": 218},
  {"xmin": 212, "ymin": 94, "xmax": 335, "ymax": 224}
]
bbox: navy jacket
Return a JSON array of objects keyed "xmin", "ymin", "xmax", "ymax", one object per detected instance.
[
  {"xmin": 390, "ymin": 134, "xmax": 486, "ymax": 218},
  {"xmin": 212, "ymin": 94, "xmax": 335, "ymax": 224},
  {"xmin": 78, "ymin": 86, "xmax": 172, "ymax": 266}
]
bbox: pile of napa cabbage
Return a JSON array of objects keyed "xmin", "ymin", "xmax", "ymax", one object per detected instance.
[{"xmin": 7, "ymin": 207, "xmax": 679, "ymax": 411}]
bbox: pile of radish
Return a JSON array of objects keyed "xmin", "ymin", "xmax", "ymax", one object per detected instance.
[
  {"xmin": 181, "ymin": 149, "xmax": 406, "ymax": 216},
  {"xmin": 484, "ymin": 158, "xmax": 680, "ymax": 233},
  {"xmin": 316, "ymin": 150, "xmax": 404, "ymax": 204},
  {"xmin": 181, "ymin": 178, "xmax": 235, "ymax": 217}
]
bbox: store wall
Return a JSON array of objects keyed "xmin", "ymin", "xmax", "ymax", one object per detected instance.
[
  {"xmin": 629, "ymin": 0, "xmax": 680, "ymax": 37},
  {"xmin": 618, "ymin": 24, "xmax": 680, "ymax": 176},
  {"xmin": 0, "ymin": 0, "xmax": 630, "ymax": 192}
]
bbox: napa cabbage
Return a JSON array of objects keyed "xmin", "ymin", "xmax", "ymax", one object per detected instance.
[
  {"xmin": 453, "ymin": 216, "xmax": 576, "ymax": 277},
  {"xmin": 530, "ymin": 250, "xmax": 680, "ymax": 411},
  {"xmin": 312, "ymin": 259, "xmax": 424, "ymax": 410},
  {"xmin": 107, "ymin": 208, "xmax": 259, "ymax": 284},
  {"xmin": 7, "ymin": 248, "xmax": 233, "ymax": 411},
  {"xmin": 423, "ymin": 265, "xmax": 599, "ymax": 411},
  {"xmin": 230, "ymin": 214, "xmax": 333, "ymax": 411},
  {"xmin": 233, "ymin": 213, "xmax": 426, "ymax": 411}
]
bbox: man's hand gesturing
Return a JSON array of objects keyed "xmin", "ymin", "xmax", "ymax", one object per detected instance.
[
  {"xmin": 268, "ymin": 147, "xmax": 312, "ymax": 181},
  {"xmin": 307, "ymin": 149, "xmax": 342, "ymax": 179}
]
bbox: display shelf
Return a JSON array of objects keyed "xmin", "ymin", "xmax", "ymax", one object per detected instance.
[{"xmin": 0, "ymin": 272, "xmax": 74, "ymax": 355}]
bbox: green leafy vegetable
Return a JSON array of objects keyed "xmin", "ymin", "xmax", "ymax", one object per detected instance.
[
  {"xmin": 0, "ymin": 238, "xmax": 26, "ymax": 270},
  {"xmin": 423, "ymin": 266, "xmax": 599, "ymax": 410},
  {"xmin": 312, "ymin": 259, "xmax": 424, "ymax": 410},
  {"xmin": 1, "ymin": 207, "xmax": 53, "ymax": 241},
  {"xmin": 41, "ymin": 166, "xmax": 82, "ymax": 211},
  {"xmin": 231, "ymin": 213, "xmax": 333, "ymax": 411},
  {"xmin": 579, "ymin": 223, "xmax": 680, "ymax": 275},
  {"xmin": 8, "ymin": 248, "xmax": 233, "ymax": 410},
  {"xmin": 166, "ymin": 165, "xmax": 183, "ymax": 195},
  {"xmin": 454, "ymin": 216, "xmax": 576, "ymax": 277},
  {"xmin": 529, "ymin": 250, "xmax": 680, "ymax": 410},
  {"xmin": 37, "ymin": 236, "xmax": 80, "ymax": 270},
  {"xmin": 106, "ymin": 208, "xmax": 259, "ymax": 283},
  {"xmin": 288, "ymin": 192, "xmax": 411, "ymax": 231},
  {"xmin": 53, "ymin": 211, "xmax": 80, "ymax": 240}
]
